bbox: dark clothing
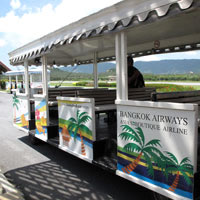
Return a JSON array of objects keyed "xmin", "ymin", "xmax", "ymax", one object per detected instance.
[{"xmin": 128, "ymin": 66, "xmax": 145, "ymax": 88}]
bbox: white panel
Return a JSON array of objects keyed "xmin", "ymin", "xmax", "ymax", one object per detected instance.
[{"xmin": 116, "ymin": 101, "xmax": 198, "ymax": 200}]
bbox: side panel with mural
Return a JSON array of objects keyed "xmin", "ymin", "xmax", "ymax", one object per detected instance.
[
  {"xmin": 34, "ymin": 98, "xmax": 48, "ymax": 141},
  {"xmin": 13, "ymin": 93, "xmax": 29, "ymax": 130},
  {"xmin": 117, "ymin": 101, "xmax": 198, "ymax": 200},
  {"xmin": 57, "ymin": 97, "xmax": 95, "ymax": 162}
]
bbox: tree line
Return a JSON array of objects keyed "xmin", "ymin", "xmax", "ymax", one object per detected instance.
[{"xmin": 50, "ymin": 68, "xmax": 200, "ymax": 82}]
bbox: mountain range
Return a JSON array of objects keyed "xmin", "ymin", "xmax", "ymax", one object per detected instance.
[{"xmin": 59, "ymin": 59, "xmax": 200, "ymax": 74}]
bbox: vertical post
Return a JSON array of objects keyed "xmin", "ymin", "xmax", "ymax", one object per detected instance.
[
  {"xmin": 30, "ymin": 74, "xmax": 33, "ymax": 87},
  {"xmin": 24, "ymin": 60, "xmax": 29, "ymax": 96},
  {"xmin": 121, "ymin": 32, "xmax": 128, "ymax": 100},
  {"xmin": 42, "ymin": 56, "xmax": 48, "ymax": 96},
  {"xmin": 24, "ymin": 60, "xmax": 31, "ymax": 120},
  {"xmin": 115, "ymin": 32, "xmax": 128, "ymax": 100},
  {"xmin": 41, "ymin": 55, "xmax": 49, "ymax": 126},
  {"xmin": 9, "ymin": 76, "xmax": 11, "ymax": 90},
  {"xmin": 93, "ymin": 52, "xmax": 98, "ymax": 88},
  {"xmin": 16, "ymin": 75, "xmax": 18, "ymax": 89},
  {"xmin": 115, "ymin": 33, "xmax": 122, "ymax": 100},
  {"xmin": 22, "ymin": 75, "xmax": 25, "ymax": 89}
]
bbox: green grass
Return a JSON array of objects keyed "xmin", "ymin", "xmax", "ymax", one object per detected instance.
[
  {"xmin": 190, "ymin": 85, "xmax": 200, "ymax": 90},
  {"xmin": 50, "ymin": 82, "xmax": 74, "ymax": 87},
  {"xmin": 146, "ymin": 84, "xmax": 195, "ymax": 92},
  {"xmin": 49, "ymin": 81, "xmax": 198, "ymax": 92}
]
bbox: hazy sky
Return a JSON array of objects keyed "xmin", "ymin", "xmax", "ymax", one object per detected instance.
[{"xmin": 0, "ymin": 0, "xmax": 199, "ymax": 70}]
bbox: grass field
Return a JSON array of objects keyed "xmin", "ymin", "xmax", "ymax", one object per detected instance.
[
  {"xmin": 2, "ymin": 81, "xmax": 199, "ymax": 93},
  {"xmin": 49, "ymin": 81, "xmax": 199, "ymax": 92},
  {"xmin": 146, "ymin": 84, "xmax": 196, "ymax": 92}
]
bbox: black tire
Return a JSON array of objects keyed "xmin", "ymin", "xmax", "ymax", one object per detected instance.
[{"xmin": 153, "ymin": 192, "xmax": 172, "ymax": 200}]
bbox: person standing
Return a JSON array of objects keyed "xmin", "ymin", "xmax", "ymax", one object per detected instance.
[{"xmin": 127, "ymin": 56, "xmax": 145, "ymax": 88}]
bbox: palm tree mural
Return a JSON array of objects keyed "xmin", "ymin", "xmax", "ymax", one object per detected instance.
[
  {"xmin": 119, "ymin": 124, "xmax": 165, "ymax": 177},
  {"xmin": 68, "ymin": 110, "xmax": 92, "ymax": 156},
  {"xmin": 164, "ymin": 151, "xmax": 193, "ymax": 192},
  {"xmin": 13, "ymin": 93, "xmax": 20, "ymax": 123}
]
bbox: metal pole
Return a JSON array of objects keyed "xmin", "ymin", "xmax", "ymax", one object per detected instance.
[
  {"xmin": 16, "ymin": 75, "xmax": 18, "ymax": 89},
  {"xmin": 120, "ymin": 32, "xmax": 128, "ymax": 100},
  {"xmin": 9, "ymin": 76, "xmax": 11, "ymax": 90},
  {"xmin": 24, "ymin": 60, "xmax": 29, "ymax": 96},
  {"xmin": 24, "ymin": 60, "xmax": 31, "ymax": 120},
  {"xmin": 42, "ymin": 56, "xmax": 48, "ymax": 96},
  {"xmin": 115, "ymin": 33, "xmax": 122, "ymax": 100},
  {"xmin": 93, "ymin": 52, "xmax": 98, "ymax": 88},
  {"xmin": 41, "ymin": 55, "xmax": 49, "ymax": 126}
]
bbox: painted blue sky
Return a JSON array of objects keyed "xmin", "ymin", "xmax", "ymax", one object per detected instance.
[{"xmin": 0, "ymin": 0, "xmax": 200, "ymax": 70}]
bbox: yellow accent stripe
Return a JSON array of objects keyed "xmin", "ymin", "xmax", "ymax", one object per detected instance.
[
  {"xmin": 58, "ymin": 100, "xmax": 85, "ymax": 105},
  {"xmin": 117, "ymin": 152, "xmax": 193, "ymax": 178},
  {"xmin": 38, "ymin": 106, "xmax": 46, "ymax": 112}
]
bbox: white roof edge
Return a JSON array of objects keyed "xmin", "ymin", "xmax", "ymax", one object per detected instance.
[
  {"xmin": 4, "ymin": 69, "xmax": 50, "ymax": 76},
  {"xmin": 8, "ymin": 0, "xmax": 194, "ymax": 64}
]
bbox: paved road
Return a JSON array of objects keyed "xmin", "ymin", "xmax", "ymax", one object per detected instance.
[{"xmin": 0, "ymin": 92, "xmax": 154, "ymax": 200}]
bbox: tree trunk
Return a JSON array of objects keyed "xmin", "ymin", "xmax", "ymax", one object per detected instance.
[
  {"xmin": 79, "ymin": 128, "xmax": 86, "ymax": 156},
  {"xmin": 168, "ymin": 171, "xmax": 180, "ymax": 192},
  {"xmin": 122, "ymin": 152, "xmax": 143, "ymax": 174},
  {"xmin": 14, "ymin": 107, "xmax": 16, "ymax": 123}
]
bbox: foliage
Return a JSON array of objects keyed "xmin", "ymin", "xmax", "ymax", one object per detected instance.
[
  {"xmin": 50, "ymin": 66, "xmax": 200, "ymax": 82},
  {"xmin": 0, "ymin": 80, "xmax": 6, "ymax": 89},
  {"xmin": 68, "ymin": 110, "xmax": 92, "ymax": 139},
  {"xmin": 13, "ymin": 93, "xmax": 20, "ymax": 109},
  {"xmin": 50, "ymin": 68, "xmax": 93, "ymax": 81},
  {"xmin": 144, "ymin": 73, "xmax": 200, "ymax": 81},
  {"xmin": 146, "ymin": 84, "xmax": 195, "ymax": 92},
  {"xmin": 164, "ymin": 151, "xmax": 193, "ymax": 187},
  {"xmin": 73, "ymin": 81, "xmax": 89, "ymax": 86},
  {"xmin": 73, "ymin": 81, "xmax": 116, "ymax": 87},
  {"xmin": 119, "ymin": 124, "xmax": 165, "ymax": 177}
]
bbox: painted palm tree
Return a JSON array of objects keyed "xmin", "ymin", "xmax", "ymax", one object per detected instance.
[
  {"xmin": 13, "ymin": 93, "xmax": 20, "ymax": 123},
  {"xmin": 164, "ymin": 151, "xmax": 193, "ymax": 192},
  {"xmin": 119, "ymin": 124, "xmax": 165, "ymax": 177},
  {"xmin": 68, "ymin": 110, "xmax": 92, "ymax": 156}
]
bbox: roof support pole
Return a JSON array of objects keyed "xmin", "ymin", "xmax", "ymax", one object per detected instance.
[
  {"xmin": 24, "ymin": 60, "xmax": 31, "ymax": 120},
  {"xmin": 115, "ymin": 33, "xmax": 122, "ymax": 100},
  {"xmin": 115, "ymin": 32, "xmax": 128, "ymax": 100},
  {"xmin": 120, "ymin": 31, "xmax": 128, "ymax": 100},
  {"xmin": 9, "ymin": 76, "xmax": 11, "ymax": 89},
  {"xmin": 16, "ymin": 75, "xmax": 18, "ymax": 89},
  {"xmin": 30, "ymin": 74, "xmax": 33, "ymax": 86},
  {"xmin": 24, "ymin": 60, "xmax": 29, "ymax": 96},
  {"xmin": 42, "ymin": 55, "xmax": 48, "ymax": 97},
  {"xmin": 22, "ymin": 75, "xmax": 24, "ymax": 88},
  {"xmin": 41, "ymin": 55, "xmax": 49, "ymax": 126},
  {"xmin": 93, "ymin": 52, "xmax": 98, "ymax": 88}
]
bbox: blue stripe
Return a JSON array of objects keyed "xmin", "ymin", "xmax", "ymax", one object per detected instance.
[
  {"xmin": 117, "ymin": 164, "xmax": 193, "ymax": 199},
  {"xmin": 35, "ymin": 99, "xmax": 46, "ymax": 110}
]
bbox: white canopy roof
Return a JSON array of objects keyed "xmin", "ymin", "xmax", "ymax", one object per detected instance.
[
  {"xmin": 4, "ymin": 68, "xmax": 50, "ymax": 76},
  {"xmin": 8, "ymin": 0, "xmax": 200, "ymax": 66}
]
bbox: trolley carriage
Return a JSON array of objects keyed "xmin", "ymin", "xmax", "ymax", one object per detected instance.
[{"xmin": 8, "ymin": 0, "xmax": 200, "ymax": 199}]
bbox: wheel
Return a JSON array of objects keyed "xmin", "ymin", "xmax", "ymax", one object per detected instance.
[
  {"xmin": 153, "ymin": 192, "xmax": 172, "ymax": 200},
  {"xmin": 29, "ymin": 133, "xmax": 40, "ymax": 145}
]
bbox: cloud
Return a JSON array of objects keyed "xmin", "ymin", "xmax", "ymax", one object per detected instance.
[
  {"xmin": 10, "ymin": 0, "xmax": 21, "ymax": 10},
  {"xmin": 183, "ymin": 51, "xmax": 199, "ymax": 56},
  {"xmin": 0, "ymin": 0, "xmax": 122, "ymax": 50},
  {"xmin": 0, "ymin": 39, "xmax": 6, "ymax": 47},
  {"xmin": 135, "ymin": 55, "xmax": 161, "ymax": 62}
]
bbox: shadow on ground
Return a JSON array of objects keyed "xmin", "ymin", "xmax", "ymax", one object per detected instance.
[{"xmin": 5, "ymin": 136, "xmax": 154, "ymax": 200}]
